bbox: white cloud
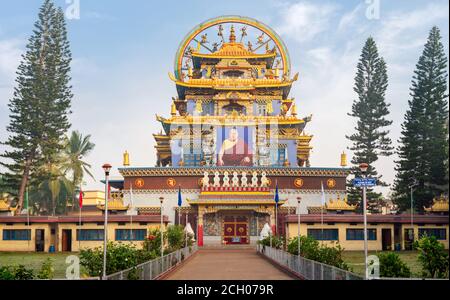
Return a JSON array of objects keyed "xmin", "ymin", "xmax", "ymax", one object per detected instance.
[
  {"xmin": 276, "ymin": 1, "xmax": 337, "ymax": 43},
  {"xmin": 0, "ymin": 38, "xmax": 23, "ymax": 83}
]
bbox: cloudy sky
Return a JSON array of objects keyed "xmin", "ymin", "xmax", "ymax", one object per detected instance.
[{"xmin": 0, "ymin": 0, "xmax": 448, "ymax": 195}]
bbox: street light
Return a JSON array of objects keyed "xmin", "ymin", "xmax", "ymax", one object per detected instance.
[
  {"xmin": 160, "ymin": 197, "xmax": 164, "ymax": 260},
  {"xmin": 359, "ymin": 162, "xmax": 369, "ymax": 280},
  {"xmin": 409, "ymin": 180, "xmax": 418, "ymax": 246},
  {"xmin": 297, "ymin": 197, "xmax": 301, "ymax": 257},
  {"xmin": 101, "ymin": 163, "xmax": 112, "ymax": 280}
]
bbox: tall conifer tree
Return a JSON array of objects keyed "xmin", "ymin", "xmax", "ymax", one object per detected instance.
[
  {"xmin": 394, "ymin": 26, "xmax": 449, "ymax": 212},
  {"xmin": 346, "ymin": 37, "xmax": 393, "ymax": 212},
  {"xmin": 0, "ymin": 0, "xmax": 72, "ymax": 212}
]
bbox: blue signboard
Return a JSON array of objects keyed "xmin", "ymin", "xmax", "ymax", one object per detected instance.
[{"xmin": 353, "ymin": 178, "xmax": 377, "ymax": 187}]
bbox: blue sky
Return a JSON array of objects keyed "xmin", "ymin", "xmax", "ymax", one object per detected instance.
[{"xmin": 0, "ymin": 0, "xmax": 448, "ymax": 196}]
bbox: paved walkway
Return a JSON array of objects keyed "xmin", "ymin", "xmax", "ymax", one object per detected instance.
[{"xmin": 164, "ymin": 249, "xmax": 296, "ymax": 280}]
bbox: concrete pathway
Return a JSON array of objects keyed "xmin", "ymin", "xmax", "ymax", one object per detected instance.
[{"xmin": 164, "ymin": 249, "xmax": 296, "ymax": 280}]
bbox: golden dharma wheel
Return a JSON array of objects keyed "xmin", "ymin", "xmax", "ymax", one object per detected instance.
[{"xmin": 174, "ymin": 16, "xmax": 291, "ymax": 82}]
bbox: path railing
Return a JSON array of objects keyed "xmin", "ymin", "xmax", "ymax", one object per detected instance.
[
  {"xmin": 105, "ymin": 245, "xmax": 198, "ymax": 280},
  {"xmin": 257, "ymin": 245, "xmax": 363, "ymax": 280}
]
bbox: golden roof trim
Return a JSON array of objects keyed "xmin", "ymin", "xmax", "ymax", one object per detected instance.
[
  {"xmin": 97, "ymin": 199, "xmax": 129, "ymax": 211},
  {"xmin": 424, "ymin": 195, "xmax": 449, "ymax": 212},
  {"xmin": 191, "ymin": 42, "xmax": 276, "ymax": 59},
  {"xmin": 325, "ymin": 196, "xmax": 356, "ymax": 211},
  {"xmin": 118, "ymin": 167, "xmax": 350, "ymax": 178}
]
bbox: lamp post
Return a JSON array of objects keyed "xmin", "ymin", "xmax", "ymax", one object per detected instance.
[
  {"xmin": 160, "ymin": 197, "xmax": 164, "ymax": 260},
  {"xmin": 102, "ymin": 163, "xmax": 112, "ymax": 280},
  {"xmin": 297, "ymin": 197, "xmax": 301, "ymax": 257},
  {"xmin": 409, "ymin": 181, "xmax": 418, "ymax": 246},
  {"xmin": 359, "ymin": 162, "xmax": 369, "ymax": 280}
]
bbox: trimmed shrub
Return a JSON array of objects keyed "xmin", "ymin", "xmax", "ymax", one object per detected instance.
[
  {"xmin": 377, "ymin": 252, "xmax": 411, "ymax": 278},
  {"xmin": 414, "ymin": 235, "xmax": 449, "ymax": 278}
]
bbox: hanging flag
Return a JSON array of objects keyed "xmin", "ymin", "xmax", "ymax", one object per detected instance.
[
  {"xmin": 79, "ymin": 188, "xmax": 83, "ymax": 209},
  {"xmin": 321, "ymin": 181, "xmax": 326, "ymax": 206},
  {"xmin": 107, "ymin": 183, "xmax": 111, "ymax": 200},
  {"xmin": 129, "ymin": 182, "xmax": 133, "ymax": 207},
  {"xmin": 178, "ymin": 186, "xmax": 182, "ymax": 207},
  {"xmin": 274, "ymin": 181, "xmax": 279, "ymax": 204}
]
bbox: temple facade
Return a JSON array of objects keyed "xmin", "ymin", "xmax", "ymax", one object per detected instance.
[{"xmin": 116, "ymin": 16, "xmax": 349, "ymax": 246}]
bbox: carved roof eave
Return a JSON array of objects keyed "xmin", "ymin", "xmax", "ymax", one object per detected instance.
[
  {"xmin": 187, "ymin": 199, "xmax": 287, "ymax": 205},
  {"xmin": 118, "ymin": 167, "xmax": 351, "ymax": 177},
  {"xmin": 158, "ymin": 116, "xmax": 305, "ymax": 126}
]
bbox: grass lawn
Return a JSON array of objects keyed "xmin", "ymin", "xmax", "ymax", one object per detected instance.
[
  {"xmin": 342, "ymin": 251, "xmax": 423, "ymax": 277},
  {"xmin": 0, "ymin": 252, "xmax": 83, "ymax": 279}
]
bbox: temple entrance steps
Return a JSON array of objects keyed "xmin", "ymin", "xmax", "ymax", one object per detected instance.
[
  {"xmin": 202, "ymin": 244, "xmax": 256, "ymax": 250},
  {"xmin": 161, "ymin": 249, "xmax": 298, "ymax": 280}
]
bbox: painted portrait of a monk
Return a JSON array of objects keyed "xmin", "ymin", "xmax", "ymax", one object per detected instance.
[{"xmin": 217, "ymin": 127, "xmax": 253, "ymax": 166}]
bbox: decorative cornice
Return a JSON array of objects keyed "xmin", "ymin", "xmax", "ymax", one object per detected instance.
[{"xmin": 119, "ymin": 167, "xmax": 350, "ymax": 177}]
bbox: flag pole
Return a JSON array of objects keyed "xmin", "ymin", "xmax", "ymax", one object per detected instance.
[
  {"xmin": 26, "ymin": 186, "xmax": 30, "ymax": 250},
  {"xmin": 321, "ymin": 181, "xmax": 325, "ymax": 245},
  {"xmin": 78, "ymin": 186, "xmax": 83, "ymax": 252},
  {"xmin": 129, "ymin": 182, "xmax": 133, "ymax": 243}
]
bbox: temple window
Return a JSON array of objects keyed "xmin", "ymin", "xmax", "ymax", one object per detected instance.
[
  {"xmin": 256, "ymin": 102, "xmax": 267, "ymax": 116},
  {"xmin": 270, "ymin": 144, "xmax": 287, "ymax": 166},
  {"xmin": 222, "ymin": 70, "xmax": 244, "ymax": 78},
  {"xmin": 222, "ymin": 102, "xmax": 246, "ymax": 116},
  {"xmin": 201, "ymin": 101, "xmax": 214, "ymax": 116},
  {"xmin": 419, "ymin": 228, "xmax": 447, "ymax": 240},
  {"xmin": 307, "ymin": 229, "xmax": 339, "ymax": 241}
]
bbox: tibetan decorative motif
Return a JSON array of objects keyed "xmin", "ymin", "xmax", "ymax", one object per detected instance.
[
  {"xmin": 166, "ymin": 178, "xmax": 177, "ymax": 188},
  {"xmin": 327, "ymin": 178, "xmax": 337, "ymax": 188},
  {"xmin": 294, "ymin": 178, "xmax": 304, "ymax": 188},
  {"xmin": 135, "ymin": 178, "xmax": 145, "ymax": 188}
]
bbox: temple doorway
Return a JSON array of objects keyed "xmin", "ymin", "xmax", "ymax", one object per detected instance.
[{"xmin": 222, "ymin": 215, "xmax": 249, "ymax": 244}]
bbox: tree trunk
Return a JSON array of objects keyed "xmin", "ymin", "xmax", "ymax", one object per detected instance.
[{"xmin": 16, "ymin": 158, "xmax": 32, "ymax": 214}]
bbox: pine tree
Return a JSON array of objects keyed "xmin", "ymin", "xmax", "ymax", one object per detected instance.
[
  {"xmin": 394, "ymin": 27, "xmax": 449, "ymax": 212},
  {"xmin": 346, "ymin": 37, "xmax": 393, "ymax": 212},
  {"xmin": 0, "ymin": 0, "xmax": 72, "ymax": 212}
]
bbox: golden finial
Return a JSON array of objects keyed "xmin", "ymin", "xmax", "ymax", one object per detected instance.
[
  {"xmin": 171, "ymin": 103, "xmax": 177, "ymax": 116},
  {"xmin": 123, "ymin": 151, "xmax": 130, "ymax": 166},
  {"xmin": 195, "ymin": 100, "xmax": 203, "ymax": 113},
  {"xmin": 340, "ymin": 151, "xmax": 347, "ymax": 167},
  {"xmin": 229, "ymin": 25, "xmax": 236, "ymax": 43},
  {"xmin": 291, "ymin": 103, "xmax": 297, "ymax": 116},
  {"xmin": 266, "ymin": 101, "xmax": 273, "ymax": 114}
]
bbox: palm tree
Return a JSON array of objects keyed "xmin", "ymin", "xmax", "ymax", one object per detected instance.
[
  {"xmin": 38, "ymin": 159, "xmax": 73, "ymax": 215},
  {"xmin": 62, "ymin": 131, "xmax": 95, "ymax": 210}
]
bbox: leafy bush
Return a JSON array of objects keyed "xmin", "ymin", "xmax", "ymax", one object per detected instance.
[
  {"xmin": 257, "ymin": 235, "xmax": 283, "ymax": 249},
  {"xmin": 414, "ymin": 235, "xmax": 449, "ymax": 278},
  {"xmin": 37, "ymin": 258, "xmax": 55, "ymax": 279},
  {"xmin": 0, "ymin": 265, "xmax": 34, "ymax": 280},
  {"xmin": 167, "ymin": 225, "xmax": 184, "ymax": 251},
  {"xmin": 0, "ymin": 266, "xmax": 14, "ymax": 280},
  {"xmin": 377, "ymin": 252, "xmax": 411, "ymax": 278},
  {"xmin": 287, "ymin": 236, "xmax": 320, "ymax": 260},
  {"xmin": 143, "ymin": 228, "xmax": 166, "ymax": 255},
  {"xmin": 287, "ymin": 236, "xmax": 349, "ymax": 270},
  {"xmin": 80, "ymin": 241, "xmax": 156, "ymax": 277}
]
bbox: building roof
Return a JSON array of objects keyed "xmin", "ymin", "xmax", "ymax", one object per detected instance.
[
  {"xmin": 325, "ymin": 195, "xmax": 356, "ymax": 211},
  {"xmin": 284, "ymin": 214, "xmax": 449, "ymax": 224},
  {"xmin": 0, "ymin": 215, "xmax": 169, "ymax": 223},
  {"xmin": 191, "ymin": 42, "xmax": 277, "ymax": 60},
  {"xmin": 424, "ymin": 195, "xmax": 449, "ymax": 213}
]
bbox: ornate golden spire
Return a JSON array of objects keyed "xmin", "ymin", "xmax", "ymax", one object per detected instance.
[
  {"xmin": 123, "ymin": 151, "xmax": 130, "ymax": 166},
  {"xmin": 291, "ymin": 103, "xmax": 297, "ymax": 116},
  {"xmin": 171, "ymin": 103, "xmax": 177, "ymax": 116},
  {"xmin": 340, "ymin": 151, "xmax": 347, "ymax": 167},
  {"xmin": 229, "ymin": 25, "xmax": 236, "ymax": 43}
]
